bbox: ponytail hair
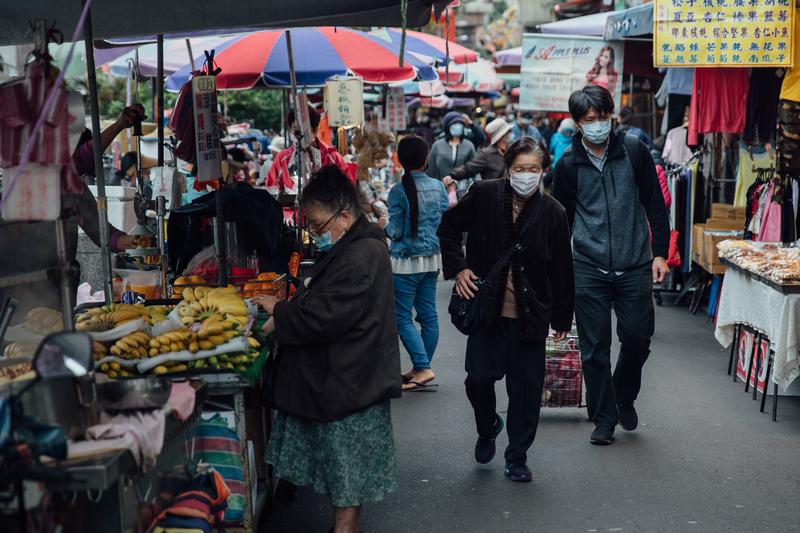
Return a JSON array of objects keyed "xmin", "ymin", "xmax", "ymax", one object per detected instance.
[
  {"xmin": 397, "ymin": 135, "xmax": 429, "ymax": 239},
  {"xmin": 402, "ymin": 171, "xmax": 420, "ymax": 239}
]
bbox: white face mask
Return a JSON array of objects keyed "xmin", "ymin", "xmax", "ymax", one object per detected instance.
[{"xmin": 510, "ymin": 172, "xmax": 541, "ymax": 198}]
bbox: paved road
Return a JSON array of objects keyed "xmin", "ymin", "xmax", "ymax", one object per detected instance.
[{"xmin": 264, "ymin": 280, "xmax": 800, "ymax": 533}]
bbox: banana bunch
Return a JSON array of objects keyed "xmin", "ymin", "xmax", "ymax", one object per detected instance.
[
  {"xmin": 76, "ymin": 304, "xmax": 144, "ymax": 332},
  {"xmin": 177, "ymin": 286, "xmax": 249, "ymax": 327},
  {"xmin": 149, "ymin": 328, "xmax": 200, "ymax": 356},
  {"xmin": 97, "ymin": 361, "xmax": 138, "ymax": 379},
  {"xmin": 109, "ymin": 330, "xmax": 152, "ymax": 359},
  {"xmin": 142, "ymin": 305, "xmax": 172, "ymax": 326},
  {"xmin": 92, "ymin": 341, "xmax": 107, "ymax": 361},
  {"xmin": 24, "ymin": 308, "xmax": 63, "ymax": 334},
  {"xmin": 195, "ymin": 316, "xmax": 240, "ymax": 349}
]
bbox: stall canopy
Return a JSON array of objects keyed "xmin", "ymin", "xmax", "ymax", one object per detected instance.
[
  {"xmin": 164, "ymin": 28, "xmax": 439, "ymax": 90},
  {"xmin": 604, "ymin": 3, "xmax": 654, "ymax": 40},
  {"xmin": 538, "ymin": 12, "xmax": 611, "ymax": 36},
  {"xmin": 0, "ymin": 0, "xmax": 450, "ymax": 45},
  {"xmin": 538, "ymin": 4, "xmax": 654, "ymax": 39}
]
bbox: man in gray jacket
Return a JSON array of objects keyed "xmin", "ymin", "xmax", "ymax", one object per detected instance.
[{"xmin": 552, "ymin": 86, "xmax": 670, "ymax": 446}]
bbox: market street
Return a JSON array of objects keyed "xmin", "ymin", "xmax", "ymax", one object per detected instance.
[{"xmin": 264, "ymin": 280, "xmax": 800, "ymax": 533}]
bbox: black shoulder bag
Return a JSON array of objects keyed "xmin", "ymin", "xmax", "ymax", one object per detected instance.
[{"xmin": 447, "ymin": 199, "xmax": 539, "ymax": 336}]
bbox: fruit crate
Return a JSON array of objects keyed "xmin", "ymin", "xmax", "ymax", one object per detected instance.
[{"xmin": 171, "ymin": 274, "xmax": 287, "ymax": 301}]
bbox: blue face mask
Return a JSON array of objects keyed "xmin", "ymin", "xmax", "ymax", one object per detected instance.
[
  {"xmin": 449, "ymin": 123, "xmax": 465, "ymax": 137},
  {"xmin": 581, "ymin": 119, "xmax": 611, "ymax": 144},
  {"xmin": 314, "ymin": 231, "xmax": 334, "ymax": 252}
]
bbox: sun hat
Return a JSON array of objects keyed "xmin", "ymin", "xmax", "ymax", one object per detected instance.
[
  {"xmin": 485, "ymin": 117, "xmax": 513, "ymax": 146},
  {"xmin": 268, "ymin": 136, "xmax": 286, "ymax": 153}
]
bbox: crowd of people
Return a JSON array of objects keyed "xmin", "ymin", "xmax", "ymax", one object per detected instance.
[
  {"xmin": 63, "ymin": 82, "xmax": 668, "ymax": 533},
  {"xmin": 256, "ymin": 85, "xmax": 670, "ymax": 533}
]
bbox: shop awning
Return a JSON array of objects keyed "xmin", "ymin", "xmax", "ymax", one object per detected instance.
[
  {"xmin": 0, "ymin": 0, "xmax": 450, "ymax": 45},
  {"xmin": 604, "ymin": 3, "xmax": 654, "ymax": 40},
  {"xmin": 538, "ymin": 12, "xmax": 610, "ymax": 36},
  {"xmin": 538, "ymin": 5, "xmax": 654, "ymax": 40}
]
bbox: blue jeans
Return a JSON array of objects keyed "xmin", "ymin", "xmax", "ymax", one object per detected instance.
[{"xmin": 393, "ymin": 271, "xmax": 440, "ymax": 371}]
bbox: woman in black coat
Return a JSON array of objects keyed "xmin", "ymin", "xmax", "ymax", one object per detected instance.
[
  {"xmin": 255, "ymin": 166, "xmax": 401, "ymax": 533},
  {"xmin": 438, "ymin": 137, "xmax": 575, "ymax": 483}
]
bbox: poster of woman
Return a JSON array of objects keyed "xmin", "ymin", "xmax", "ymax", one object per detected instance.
[
  {"xmin": 585, "ymin": 46, "xmax": 618, "ymax": 96},
  {"xmin": 519, "ymin": 35, "xmax": 624, "ymax": 113}
]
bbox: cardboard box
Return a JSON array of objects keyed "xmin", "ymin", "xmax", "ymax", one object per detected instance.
[
  {"xmin": 706, "ymin": 204, "xmax": 746, "ymax": 230},
  {"xmin": 692, "ymin": 224, "xmax": 742, "ymax": 274},
  {"xmin": 692, "ymin": 224, "xmax": 706, "ymax": 261}
]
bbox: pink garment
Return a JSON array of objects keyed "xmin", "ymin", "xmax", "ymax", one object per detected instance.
[
  {"xmin": 756, "ymin": 183, "xmax": 782, "ymax": 242},
  {"xmin": 0, "ymin": 61, "xmax": 82, "ymax": 192},
  {"xmin": 84, "ymin": 410, "xmax": 166, "ymax": 469},
  {"xmin": 656, "ymin": 165, "xmax": 672, "ymax": 208},
  {"xmin": 167, "ymin": 381, "xmax": 196, "ymax": 421},
  {"xmin": 662, "ymin": 126, "xmax": 692, "ymax": 165}
]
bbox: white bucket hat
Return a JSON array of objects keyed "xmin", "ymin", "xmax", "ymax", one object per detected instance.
[{"xmin": 486, "ymin": 117, "xmax": 513, "ymax": 146}]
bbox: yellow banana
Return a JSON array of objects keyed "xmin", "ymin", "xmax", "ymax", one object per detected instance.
[
  {"xmin": 183, "ymin": 287, "xmax": 196, "ymax": 302},
  {"xmin": 222, "ymin": 330, "xmax": 236, "ymax": 340},
  {"xmin": 207, "ymin": 335, "xmax": 225, "ymax": 345},
  {"xmin": 248, "ymin": 337, "xmax": 260, "ymax": 349},
  {"xmin": 181, "ymin": 316, "xmax": 196, "ymax": 326},
  {"xmin": 198, "ymin": 340, "xmax": 214, "ymax": 350},
  {"xmin": 149, "ymin": 348, "xmax": 159, "ymax": 357},
  {"xmin": 188, "ymin": 342, "xmax": 199, "ymax": 353}
]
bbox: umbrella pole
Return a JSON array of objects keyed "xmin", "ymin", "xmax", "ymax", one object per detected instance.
[
  {"xmin": 157, "ymin": 34, "xmax": 164, "ymax": 166},
  {"xmin": 286, "ymin": 30, "xmax": 304, "ymax": 251},
  {"xmin": 185, "ymin": 38, "xmax": 196, "ymax": 71},
  {"xmin": 81, "ymin": 0, "xmax": 113, "ymax": 304}
]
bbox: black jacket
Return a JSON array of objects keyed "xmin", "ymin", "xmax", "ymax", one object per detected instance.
[
  {"xmin": 552, "ymin": 132, "xmax": 670, "ymax": 270},
  {"xmin": 438, "ymin": 179, "xmax": 575, "ymax": 340},
  {"xmin": 450, "ymin": 145, "xmax": 506, "ymax": 182},
  {"xmin": 272, "ymin": 216, "xmax": 401, "ymax": 422}
]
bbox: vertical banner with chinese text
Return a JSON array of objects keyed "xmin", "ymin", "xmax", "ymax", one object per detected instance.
[
  {"xmin": 191, "ymin": 76, "xmax": 222, "ymax": 183},
  {"xmin": 324, "ymin": 77, "xmax": 365, "ymax": 127},
  {"xmin": 654, "ymin": 0, "xmax": 795, "ymax": 67}
]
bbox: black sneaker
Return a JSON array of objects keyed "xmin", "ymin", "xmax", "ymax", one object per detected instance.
[
  {"xmin": 590, "ymin": 424, "xmax": 616, "ymax": 446},
  {"xmin": 617, "ymin": 402, "xmax": 638, "ymax": 431},
  {"xmin": 504, "ymin": 462, "xmax": 533, "ymax": 483},
  {"xmin": 474, "ymin": 414, "xmax": 504, "ymax": 464}
]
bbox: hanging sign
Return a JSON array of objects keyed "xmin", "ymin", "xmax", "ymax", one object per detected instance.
[
  {"xmin": 653, "ymin": 0, "xmax": 795, "ymax": 67},
  {"xmin": 191, "ymin": 75, "xmax": 222, "ymax": 183},
  {"xmin": 520, "ymin": 34, "xmax": 624, "ymax": 112},
  {"xmin": 385, "ymin": 87, "xmax": 407, "ymax": 132},
  {"xmin": 324, "ymin": 77, "xmax": 365, "ymax": 127}
]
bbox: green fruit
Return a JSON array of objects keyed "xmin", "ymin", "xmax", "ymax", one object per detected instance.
[
  {"xmin": 236, "ymin": 365, "xmax": 247, "ymax": 372},
  {"xmin": 209, "ymin": 356, "xmax": 219, "ymax": 365}
]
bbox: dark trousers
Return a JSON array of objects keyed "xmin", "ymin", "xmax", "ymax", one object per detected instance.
[
  {"xmin": 667, "ymin": 94, "xmax": 692, "ymax": 133},
  {"xmin": 465, "ymin": 319, "xmax": 545, "ymax": 464},
  {"xmin": 574, "ymin": 262, "xmax": 655, "ymax": 427}
]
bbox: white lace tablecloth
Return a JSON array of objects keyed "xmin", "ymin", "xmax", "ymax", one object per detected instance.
[{"xmin": 715, "ymin": 268, "xmax": 800, "ymax": 391}]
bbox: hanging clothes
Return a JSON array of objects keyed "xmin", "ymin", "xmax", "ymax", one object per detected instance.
[
  {"xmin": 660, "ymin": 68, "xmax": 694, "ymax": 132},
  {"xmin": 744, "ymin": 68, "xmax": 784, "ymax": 144},
  {"xmin": 733, "ymin": 146, "xmax": 774, "ymax": 207},
  {"xmin": 662, "ymin": 126, "xmax": 692, "ymax": 165},
  {"xmin": 779, "ymin": 21, "xmax": 800, "ymax": 103},
  {"xmin": 756, "ymin": 182, "xmax": 782, "ymax": 242},
  {"xmin": 688, "ymin": 68, "xmax": 749, "ymax": 146}
]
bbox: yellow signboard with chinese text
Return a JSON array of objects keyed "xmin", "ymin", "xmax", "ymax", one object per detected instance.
[{"xmin": 654, "ymin": 0, "xmax": 795, "ymax": 67}]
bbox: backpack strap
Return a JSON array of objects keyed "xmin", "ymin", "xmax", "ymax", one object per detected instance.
[{"xmin": 622, "ymin": 133, "xmax": 643, "ymax": 175}]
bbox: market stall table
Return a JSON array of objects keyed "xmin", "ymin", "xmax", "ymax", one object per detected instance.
[{"xmin": 715, "ymin": 261, "xmax": 800, "ymax": 418}]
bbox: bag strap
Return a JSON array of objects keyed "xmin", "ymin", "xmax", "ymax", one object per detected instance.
[{"xmin": 483, "ymin": 190, "xmax": 542, "ymax": 283}]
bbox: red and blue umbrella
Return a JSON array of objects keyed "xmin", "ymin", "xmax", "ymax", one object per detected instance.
[
  {"xmin": 166, "ymin": 27, "xmax": 438, "ymax": 90},
  {"xmin": 370, "ymin": 28, "xmax": 479, "ymax": 64}
]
